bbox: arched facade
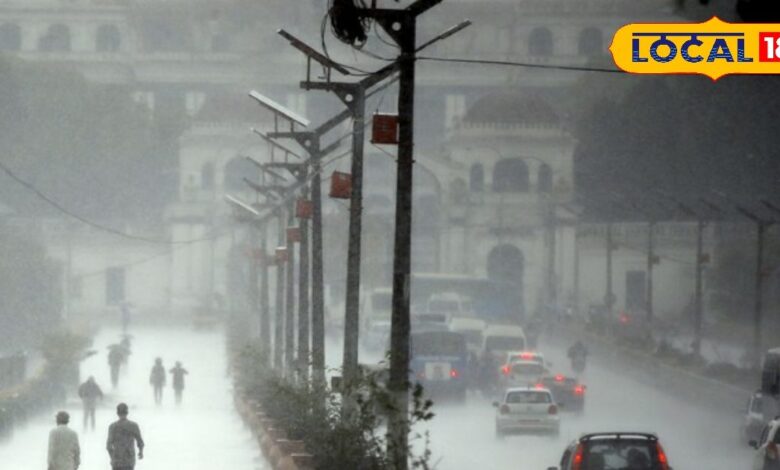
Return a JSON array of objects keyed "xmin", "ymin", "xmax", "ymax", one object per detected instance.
[
  {"xmin": 538, "ymin": 164, "xmax": 553, "ymax": 193},
  {"xmin": 493, "ymin": 158, "xmax": 530, "ymax": 193},
  {"xmin": 578, "ymin": 27, "xmax": 603, "ymax": 56},
  {"xmin": 96, "ymin": 24, "xmax": 121, "ymax": 52},
  {"xmin": 40, "ymin": 24, "xmax": 71, "ymax": 52},
  {"xmin": 528, "ymin": 27, "xmax": 553, "ymax": 57}
]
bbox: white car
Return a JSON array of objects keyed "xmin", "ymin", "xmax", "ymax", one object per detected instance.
[
  {"xmin": 500, "ymin": 360, "xmax": 548, "ymax": 387},
  {"xmin": 752, "ymin": 418, "xmax": 780, "ymax": 470},
  {"xmin": 493, "ymin": 387, "xmax": 559, "ymax": 437}
]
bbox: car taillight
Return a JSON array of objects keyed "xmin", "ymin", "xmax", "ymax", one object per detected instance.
[
  {"xmin": 548, "ymin": 404, "xmax": 558, "ymax": 415},
  {"xmin": 769, "ymin": 442, "xmax": 779, "ymax": 460},
  {"xmin": 574, "ymin": 385, "xmax": 585, "ymax": 395},
  {"xmin": 555, "ymin": 374, "xmax": 565, "ymax": 382},
  {"xmin": 572, "ymin": 444, "xmax": 584, "ymax": 470},
  {"xmin": 656, "ymin": 443, "xmax": 669, "ymax": 470},
  {"xmin": 501, "ymin": 365, "xmax": 510, "ymax": 375},
  {"xmin": 450, "ymin": 368, "xmax": 459, "ymax": 379},
  {"xmin": 521, "ymin": 352, "xmax": 534, "ymax": 360},
  {"xmin": 534, "ymin": 383, "xmax": 544, "ymax": 390},
  {"xmin": 619, "ymin": 313, "xmax": 630, "ymax": 324},
  {"xmin": 499, "ymin": 404, "xmax": 510, "ymax": 415}
]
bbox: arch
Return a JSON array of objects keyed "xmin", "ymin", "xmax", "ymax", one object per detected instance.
[
  {"xmin": 493, "ymin": 158, "xmax": 529, "ymax": 193},
  {"xmin": 487, "ymin": 244, "xmax": 525, "ymax": 289},
  {"xmin": 578, "ymin": 27, "xmax": 603, "ymax": 56},
  {"xmin": 470, "ymin": 163, "xmax": 484, "ymax": 192},
  {"xmin": 0, "ymin": 23, "xmax": 21, "ymax": 51},
  {"xmin": 538, "ymin": 164, "xmax": 553, "ymax": 193},
  {"xmin": 40, "ymin": 24, "xmax": 71, "ymax": 52},
  {"xmin": 528, "ymin": 27, "xmax": 553, "ymax": 57},
  {"xmin": 414, "ymin": 193, "xmax": 441, "ymax": 228},
  {"xmin": 96, "ymin": 24, "xmax": 121, "ymax": 52},
  {"xmin": 201, "ymin": 162, "xmax": 215, "ymax": 190},
  {"xmin": 223, "ymin": 157, "xmax": 256, "ymax": 192}
]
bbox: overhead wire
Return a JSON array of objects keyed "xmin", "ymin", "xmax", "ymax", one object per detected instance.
[
  {"xmin": 417, "ymin": 56, "xmax": 625, "ymax": 74},
  {"xmin": 0, "ymin": 160, "xmax": 224, "ymax": 245}
]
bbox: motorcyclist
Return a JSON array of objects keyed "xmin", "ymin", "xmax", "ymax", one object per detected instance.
[{"xmin": 567, "ymin": 340, "xmax": 588, "ymax": 373}]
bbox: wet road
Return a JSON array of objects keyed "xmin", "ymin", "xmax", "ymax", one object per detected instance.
[
  {"xmin": 0, "ymin": 325, "xmax": 265, "ymax": 470},
  {"xmin": 327, "ymin": 331, "xmax": 755, "ymax": 470}
]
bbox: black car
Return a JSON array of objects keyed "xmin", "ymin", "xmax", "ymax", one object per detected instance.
[
  {"xmin": 540, "ymin": 375, "xmax": 586, "ymax": 412},
  {"xmin": 548, "ymin": 432, "xmax": 671, "ymax": 470}
]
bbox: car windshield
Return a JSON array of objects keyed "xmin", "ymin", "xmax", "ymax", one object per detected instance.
[
  {"xmin": 511, "ymin": 363, "xmax": 544, "ymax": 376},
  {"xmin": 585, "ymin": 440, "xmax": 659, "ymax": 469},
  {"xmin": 505, "ymin": 391, "xmax": 551, "ymax": 404},
  {"xmin": 486, "ymin": 335, "xmax": 524, "ymax": 351}
]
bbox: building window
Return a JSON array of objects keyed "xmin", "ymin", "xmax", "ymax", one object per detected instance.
[
  {"xmin": 529, "ymin": 27, "xmax": 553, "ymax": 57},
  {"xmin": 578, "ymin": 27, "xmax": 603, "ymax": 56},
  {"xmin": 39, "ymin": 24, "xmax": 71, "ymax": 52},
  {"xmin": 493, "ymin": 159, "xmax": 529, "ymax": 193},
  {"xmin": 538, "ymin": 164, "xmax": 553, "ymax": 193},
  {"xmin": 470, "ymin": 163, "xmax": 484, "ymax": 192},
  {"xmin": 96, "ymin": 24, "xmax": 121, "ymax": 52},
  {"xmin": 201, "ymin": 162, "xmax": 215, "ymax": 190},
  {"xmin": 0, "ymin": 23, "xmax": 21, "ymax": 51}
]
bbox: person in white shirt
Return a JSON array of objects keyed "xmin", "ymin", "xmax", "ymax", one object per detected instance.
[{"xmin": 48, "ymin": 411, "xmax": 80, "ymax": 470}]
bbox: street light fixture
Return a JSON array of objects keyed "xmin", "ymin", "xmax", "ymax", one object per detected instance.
[{"xmin": 248, "ymin": 90, "xmax": 310, "ymax": 128}]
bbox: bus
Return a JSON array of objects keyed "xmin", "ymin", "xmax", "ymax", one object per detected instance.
[{"xmin": 410, "ymin": 330, "xmax": 468, "ymax": 400}]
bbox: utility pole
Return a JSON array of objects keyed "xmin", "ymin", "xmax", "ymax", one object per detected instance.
[
  {"xmin": 324, "ymin": 4, "xmax": 468, "ymax": 465},
  {"xmin": 737, "ymin": 205, "xmax": 776, "ymax": 363},
  {"xmin": 244, "ymin": 157, "xmax": 292, "ymax": 370},
  {"xmin": 278, "ymin": 29, "xmax": 399, "ymax": 387},
  {"xmin": 267, "ymin": 117, "xmax": 351, "ymax": 384},
  {"xmin": 352, "ymin": 2, "xmax": 443, "ymax": 467},
  {"xmin": 545, "ymin": 202, "xmax": 556, "ymax": 315},
  {"xmin": 645, "ymin": 221, "xmax": 656, "ymax": 322},
  {"xmin": 605, "ymin": 222, "xmax": 615, "ymax": 317}
]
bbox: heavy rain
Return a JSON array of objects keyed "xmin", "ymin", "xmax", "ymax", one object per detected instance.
[{"xmin": 0, "ymin": 1, "xmax": 779, "ymax": 470}]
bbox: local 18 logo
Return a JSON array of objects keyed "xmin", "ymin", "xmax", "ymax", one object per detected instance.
[{"xmin": 610, "ymin": 17, "xmax": 780, "ymax": 80}]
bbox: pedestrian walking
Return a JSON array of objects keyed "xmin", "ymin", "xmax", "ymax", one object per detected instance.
[
  {"xmin": 149, "ymin": 358, "xmax": 166, "ymax": 404},
  {"xmin": 108, "ymin": 345, "xmax": 124, "ymax": 388},
  {"xmin": 106, "ymin": 403, "xmax": 144, "ymax": 470},
  {"xmin": 169, "ymin": 361, "xmax": 189, "ymax": 404},
  {"xmin": 77, "ymin": 376, "xmax": 103, "ymax": 431},
  {"xmin": 48, "ymin": 411, "xmax": 80, "ymax": 470}
]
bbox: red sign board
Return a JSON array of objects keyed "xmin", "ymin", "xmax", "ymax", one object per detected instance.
[
  {"xmin": 287, "ymin": 227, "xmax": 301, "ymax": 243},
  {"xmin": 275, "ymin": 247, "xmax": 289, "ymax": 264},
  {"xmin": 296, "ymin": 198, "xmax": 313, "ymax": 219},
  {"xmin": 330, "ymin": 171, "xmax": 352, "ymax": 199},
  {"xmin": 371, "ymin": 113, "xmax": 399, "ymax": 145}
]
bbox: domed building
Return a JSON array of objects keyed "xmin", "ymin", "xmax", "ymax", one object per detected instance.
[{"xmin": 436, "ymin": 91, "xmax": 577, "ymax": 319}]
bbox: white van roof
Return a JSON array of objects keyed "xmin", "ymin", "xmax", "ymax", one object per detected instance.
[{"xmin": 484, "ymin": 324, "xmax": 526, "ymax": 337}]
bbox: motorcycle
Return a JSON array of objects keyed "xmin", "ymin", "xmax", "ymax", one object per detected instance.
[{"xmin": 571, "ymin": 355, "xmax": 587, "ymax": 374}]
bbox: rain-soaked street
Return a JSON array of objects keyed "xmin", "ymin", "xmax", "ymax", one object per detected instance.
[
  {"xmin": 328, "ymin": 331, "xmax": 755, "ymax": 470},
  {"xmin": 0, "ymin": 324, "xmax": 265, "ymax": 470}
]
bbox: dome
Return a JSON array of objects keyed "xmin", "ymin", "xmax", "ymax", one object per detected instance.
[{"xmin": 463, "ymin": 93, "xmax": 559, "ymax": 126}]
